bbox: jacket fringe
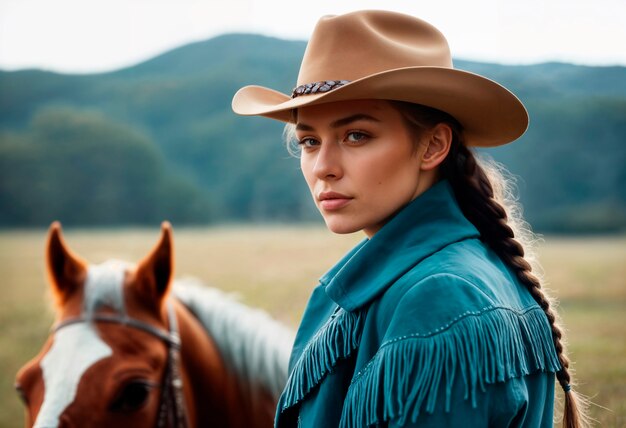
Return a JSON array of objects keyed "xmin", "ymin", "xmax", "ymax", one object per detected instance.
[
  {"xmin": 281, "ymin": 308, "xmax": 365, "ymax": 410},
  {"xmin": 340, "ymin": 306, "xmax": 562, "ymax": 427}
]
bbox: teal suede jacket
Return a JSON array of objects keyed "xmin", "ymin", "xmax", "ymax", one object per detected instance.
[{"xmin": 275, "ymin": 181, "xmax": 561, "ymax": 427}]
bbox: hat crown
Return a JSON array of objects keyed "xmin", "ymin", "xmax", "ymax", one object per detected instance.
[
  {"xmin": 297, "ymin": 10, "xmax": 453, "ymax": 86},
  {"xmin": 232, "ymin": 10, "xmax": 528, "ymax": 147}
]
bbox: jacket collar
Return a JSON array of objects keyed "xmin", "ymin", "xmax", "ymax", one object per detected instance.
[{"xmin": 321, "ymin": 180, "xmax": 480, "ymax": 311}]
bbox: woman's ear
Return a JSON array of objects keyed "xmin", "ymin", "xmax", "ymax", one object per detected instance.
[{"xmin": 420, "ymin": 123, "xmax": 452, "ymax": 171}]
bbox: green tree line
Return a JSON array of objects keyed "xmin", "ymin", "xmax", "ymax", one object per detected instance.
[
  {"xmin": 0, "ymin": 107, "xmax": 210, "ymax": 225},
  {"xmin": 0, "ymin": 34, "xmax": 625, "ymax": 232}
]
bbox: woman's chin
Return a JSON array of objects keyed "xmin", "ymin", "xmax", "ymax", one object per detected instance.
[{"xmin": 323, "ymin": 218, "xmax": 363, "ymax": 235}]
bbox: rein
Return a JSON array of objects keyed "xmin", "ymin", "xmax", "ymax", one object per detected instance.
[{"xmin": 52, "ymin": 302, "xmax": 190, "ymax": 428}]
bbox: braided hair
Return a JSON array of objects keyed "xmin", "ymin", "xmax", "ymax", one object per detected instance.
[{"xmin": 390, "ymin": 101, "xmax": 591, "ymax": 428}]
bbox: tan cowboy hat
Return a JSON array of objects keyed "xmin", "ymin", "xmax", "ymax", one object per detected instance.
[{"xmin": 232, "ymin": 10, "xmax": 528, "ymax": 147}]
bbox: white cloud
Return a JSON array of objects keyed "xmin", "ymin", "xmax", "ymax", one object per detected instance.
[{"xmin": 0, "ymin": 0, "xmax": 624, "ymax": 73}]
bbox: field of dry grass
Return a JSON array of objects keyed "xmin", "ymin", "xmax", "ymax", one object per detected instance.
[{"xmin": 0, "ymin": 227, "xmax": 624, "ymax": 426}]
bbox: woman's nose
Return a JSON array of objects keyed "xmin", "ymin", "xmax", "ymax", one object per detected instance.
[{"xmin": 312, "ymin": 142, "xmax": 343, "ymax": 180}]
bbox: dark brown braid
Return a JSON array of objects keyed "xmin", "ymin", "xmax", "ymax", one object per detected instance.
[{"xmin": 389, "ymin": 101, "xmax": 590, "ymax": 428}]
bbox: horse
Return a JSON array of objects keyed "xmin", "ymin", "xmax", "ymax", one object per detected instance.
[{"xmin": 14, "ymin": 221, "xmax": 295, "ymax": 428}]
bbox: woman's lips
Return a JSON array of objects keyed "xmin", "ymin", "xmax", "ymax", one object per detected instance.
[{"xmin": 318, "ymin": 192, "xmax": 353, "ymax": 210}]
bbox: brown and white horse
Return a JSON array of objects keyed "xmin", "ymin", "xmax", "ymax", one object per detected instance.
[{"xmin": 15, "ymin": 222, "xmax": 294, "ymax": 428}]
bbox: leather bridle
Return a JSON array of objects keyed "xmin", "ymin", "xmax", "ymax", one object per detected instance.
[{"xmin": 52, "ymin": 302, "xmax": 189, "ymax": 428}]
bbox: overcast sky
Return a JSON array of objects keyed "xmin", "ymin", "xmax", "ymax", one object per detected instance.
[{"xmin": 1, "ymin": 0, "xmax": 625, "ymax": 74}]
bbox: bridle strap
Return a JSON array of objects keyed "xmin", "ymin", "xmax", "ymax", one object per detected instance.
[
  {"xmin": 52, "ymin": 302, "xmax": 189, "ymax": 428},
  {"xmin": 159, "ymin": 302, "xmax": 189, "ymax": 428},
  {"xmin": 53, "ymin": 312, "xmax": 180, "ymax": 348}
]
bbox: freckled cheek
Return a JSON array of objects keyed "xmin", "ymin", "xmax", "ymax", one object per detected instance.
[
  {"xmin": 366, "ymin": 160, "xmax": 418, "ymax": 203},
  {"xmin": 359, "ymin": 158, "xmax": 401, "ymax": 187}
]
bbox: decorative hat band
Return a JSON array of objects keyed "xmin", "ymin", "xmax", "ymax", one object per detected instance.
[{"xmin": 291, "ymin": 80, "xmax": 351, "ymax": 98}]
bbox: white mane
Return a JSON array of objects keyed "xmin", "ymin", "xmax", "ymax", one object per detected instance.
[
  {"xmin": 172, "ymin": 279, "xmax": 295, "ymax": 399},
  {"xmin": 83, "ymin": 260, "xmax": 132, "ymax": 317}
]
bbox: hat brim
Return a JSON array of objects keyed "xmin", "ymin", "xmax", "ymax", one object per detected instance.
[{"xmin": 232, "ymin": 67, "xmax": 528, "ymax": 147}]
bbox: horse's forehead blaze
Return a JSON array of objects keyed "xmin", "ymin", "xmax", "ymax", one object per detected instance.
[
  {"xmin": 34, "ymin": 323, "xmax": 112, "ymax": 428},
  {"xmin": 33, "ymin": 261, "xmax": 132, "ymax": 428}
]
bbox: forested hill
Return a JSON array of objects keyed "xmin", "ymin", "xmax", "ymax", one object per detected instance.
[{"xmin": 1, "ymin": 34, "xmax": 625, "ymax": 232}]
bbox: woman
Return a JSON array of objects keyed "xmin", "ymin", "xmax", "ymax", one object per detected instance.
[{"xmin": 232, "ymin": 10, "xmax": 588, "ymax": 428}]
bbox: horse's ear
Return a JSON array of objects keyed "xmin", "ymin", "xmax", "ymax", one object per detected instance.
[
  {"xmin": 46, "ymin": 222, "xmax": 87, "ymax": 303},
  {"xmin": 136, "ymin": 222, "xmax": 173, "ymax": 303}
]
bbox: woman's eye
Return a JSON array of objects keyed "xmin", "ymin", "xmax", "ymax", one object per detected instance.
[
  {"xmin": 346, "ymin": 132, "xmax": 368, "ymax": 143},
  {"xmin": 109, "ymin": 380, "xmax": 154, "ymax": 413},
  {"xmin": 298, "ymin": 138, "xmax": 319, "ymax": 148}
]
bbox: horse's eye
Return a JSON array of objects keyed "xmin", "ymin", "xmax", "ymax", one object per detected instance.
[
  {"xmin": 14, "ymin": 383, "xmax": 28, "ymax": 405},
  {"xmin": 109, "ymin": 380, "xmax": 155, "ymax": 413}
]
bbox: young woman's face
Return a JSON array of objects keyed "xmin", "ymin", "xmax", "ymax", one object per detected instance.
[{"xmin": 296, "ymin": 99, "xmax": 430, "ymax": 236}]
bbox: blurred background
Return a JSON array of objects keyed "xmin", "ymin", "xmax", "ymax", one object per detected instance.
[{"xmin": 1, "ymin": 0, "xmax": 624, "ymax": 426}]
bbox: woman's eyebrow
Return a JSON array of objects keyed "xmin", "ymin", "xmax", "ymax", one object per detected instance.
[{"xmin": 296, "ymin": 114, "xmax": 381, "ymax": 132}]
